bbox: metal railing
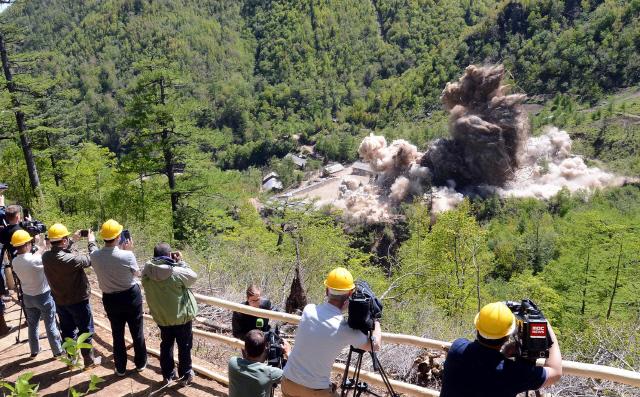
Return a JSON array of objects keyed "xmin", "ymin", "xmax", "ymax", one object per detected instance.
[{"xmin": 91, "ymin": 289, "xmax": 640, "ymax": 393}]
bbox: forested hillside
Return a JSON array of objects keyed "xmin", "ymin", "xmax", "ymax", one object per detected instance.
[{"xmin": 1, "ymin": 1, "xmax": 639, "ymax": 394}]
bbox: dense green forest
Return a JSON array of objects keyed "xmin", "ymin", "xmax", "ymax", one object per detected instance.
[{"xmin": 1, "ymin": 0, "xmax": 639, "ymax": 392}]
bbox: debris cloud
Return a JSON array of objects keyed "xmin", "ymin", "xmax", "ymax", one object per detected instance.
[{"xmin": 335, "ymin": 65, "xmax": 629, "ymax": 224}]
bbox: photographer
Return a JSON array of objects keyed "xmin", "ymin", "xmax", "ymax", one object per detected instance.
[
  {"xmin": 440, "ymin": 302, "xmax": 562, "ymax": 397},
  {"xmin": 0, "ymin": 203, "xmax": 25, "ymax": 336},
  {"xmin": 90, "ymin": 220, "xmax": 147, "ymax": 376},
  {"xmin": 232, "ymin": 284, "xmax": 279, "ymax": 340},
  {"xmin": 42, "ymin": 223, "xmax": 101, "ymax": 368},
  {"xmin": 228, "ymin": 329, "xmax": 291, "ymax": 397},
  {"xmin": 142, "ymin": 243, "xmax": 197, "ymax": 386},
  {"xmin": 0, "ymin": 204, "xmax": 24, "ymax": 268},
  {"xmin": 281, "ymin": 267, "xmax": 381, "ymax": 397},
  {"xmin": 11, "ymin": 230, "xmax": 63, "ymax": 358},
  {"xmin": 0, "ymin": 192, "xmax": 13, "ymax": 303}
]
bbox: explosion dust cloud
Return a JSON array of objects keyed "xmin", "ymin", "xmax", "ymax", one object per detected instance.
[{"xmin": 336, "ymin": 65, "xmax": 628, "ymax": 224}]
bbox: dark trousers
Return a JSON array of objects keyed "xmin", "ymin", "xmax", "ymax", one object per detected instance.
[
  {"xmin": 56, "ymin": 299, "xmax": 96, "ymax": 365},
  {"xmin": 102, "ymin": 284, "xmax": 147, "ymax": 372},
  {"xmin": 159, "ymin": 321, "xmax": 193, "ymax": 379}
]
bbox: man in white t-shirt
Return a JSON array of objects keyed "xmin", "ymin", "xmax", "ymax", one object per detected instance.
[
  {"xmin": 11, "ymin": 230, "xmax": 63, "ymax": 358},
  {"xmin": 282, "ymin": 267, "xmax": 382, "ymax": 397}
]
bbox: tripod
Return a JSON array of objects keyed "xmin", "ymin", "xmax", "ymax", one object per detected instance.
[
  {"xmin": 10, "ymin": 267, "xmax": 28, "ymax": 344},
  {"xmin": 340, "ymin": 334, "xmax": 399, "ymax": 397}
]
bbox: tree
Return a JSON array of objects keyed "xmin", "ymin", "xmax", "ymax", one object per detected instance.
[
  {"xmin": 0, "ymin": 27, "xmax": 40, "ymax": 195},
  {"xmin": 123, "ymin": 60, "xmax": 196, "ymax": 239},
  {"xmin": 399, "ymin": 200, "xmax": 493, "ymax": 317}
]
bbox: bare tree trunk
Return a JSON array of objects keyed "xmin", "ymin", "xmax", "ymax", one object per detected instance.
[
  {"xmin": 606, "ymin": 240, "xmax": 623, "ymax": 319},
  {"xmin": 45, "ymin": 133, "xmax": 64, "ymax": 211},
  {"xmin": 0, "ymin": 31, "xmax": 41, "ymax": 195},
  {"xmin": 580, "ymin": 246, "xmax": 591, "ymax": 316},
  {"xmin": 472, "ymin": 243, "xmax": 481, "ymax": 312},
  {"xmin": 158, "ymin": 78, "xmax": 179, "ymax": 239}
]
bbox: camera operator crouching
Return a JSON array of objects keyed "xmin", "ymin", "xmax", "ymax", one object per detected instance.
[
  {"xmin": 228, "ymin": 329, "xmax": 291, "ymax": 397},
  {"xmin": 440, "ymin": 301, "xmax": 562, "ymax": 397},
  {"xmin": 281, "ymin": 267, "xmax": 382, "ymax": 397}
]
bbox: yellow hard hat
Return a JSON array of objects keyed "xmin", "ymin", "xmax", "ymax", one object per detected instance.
[
  {"xmin": 48, "ymin": 223, "xmax": 70, "ymax": 242},
  {"xmin": 324, "ymin": 267, "xmax": 355, "ymax": 291},
  {"xmin": 11, "ymin": 230, "xmax": 32, "ymax": 247},
  {"xmin": 474, "ymin": 302, "xmax": 516, "ymax": 340},
  {"xmin": 100, "ymin": 219, "xmax": 123, "ymax": 241}
]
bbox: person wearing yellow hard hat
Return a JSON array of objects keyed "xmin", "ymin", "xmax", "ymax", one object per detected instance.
[
  {"xmin": 11, "ymin": 230, "xmax": 63, "ymax": 358},
  {"xmin": 440, "ymin": 302, "xmax": 563, "ymax": 397},
  {"xmin": 42, "ymin": 222, "xmax": 101, "ymax": 368},
  {"xmin": 280, "ymin": 267, "xmax": 382, "ymax": 397},
  {"xmin": 90, "ymin": 220, "xmax": 147, "ymax": 376}
]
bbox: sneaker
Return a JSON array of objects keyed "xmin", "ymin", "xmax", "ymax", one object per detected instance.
[
  {"xmin": 135, "ymin": 362, "xmax": 147, "ymax": 372},
  {"xmin": 163, "ymin": 370, "xmax": 178, "ymax": 384},
  {"xmin": 29, "ymin": 348, "xmax": 42, "ymax": 358},
  {"xmin": 179, "ymin": 370, "xmax": 194, "ymax": 386},
  {"xmin": 115, "ymin": 369, "xmax": 126, "ymax": 377},
  {"xmin": 83, "ymin": 355, "xmax": 102, "ymax": 370}
]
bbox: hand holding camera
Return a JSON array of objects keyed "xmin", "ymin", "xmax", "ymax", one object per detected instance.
[{"xmin": 505, "ymin": 299, "xmax": 554, "ymax": 360}]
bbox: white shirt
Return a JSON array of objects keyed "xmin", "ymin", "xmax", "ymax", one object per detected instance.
[
  {"xmin": 283, "ymin": 302, "xmax": 368, "ymax": 389},
  {"xmin": 12, "ymin": 252, "xmax": 50, "ymax": 296}
]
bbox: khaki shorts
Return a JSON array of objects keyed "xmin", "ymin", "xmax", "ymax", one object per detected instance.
[{"xmin": 281, "ymin": 377, "xmax": 339, "ymax": 397}]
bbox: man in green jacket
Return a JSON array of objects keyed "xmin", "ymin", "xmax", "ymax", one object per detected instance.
[{"xmin": 142, "ymin": 243, "xmax": 198, "ymax": 385}]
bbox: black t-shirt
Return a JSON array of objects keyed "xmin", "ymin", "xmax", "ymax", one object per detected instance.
[
  {"xmin": 0, "ymin": 223, "xmax": 23, "ymax": 261},
  {"xmin": 231, "ymin": 299, "xmax": 276, "ymax": 340},
  {"xmin": 440, "ymin": 338, "xmax": 547, "ymax": 397}
]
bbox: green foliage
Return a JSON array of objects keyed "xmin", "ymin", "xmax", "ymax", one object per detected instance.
[
  {"xmin": 0, "ymin": 373, "xmax": 39, "ymax": 397},
  {"xmin": 398, "ymin": 200, "xmax": 493, "ymax": 317},
  {"xmin": 59, "ymin": 332, "xmax": 94, "ymax": 370}
]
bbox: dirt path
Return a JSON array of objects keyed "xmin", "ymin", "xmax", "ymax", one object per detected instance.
[{"xmin": 0, "ymin": 296, "xmax": 229, "ymax": 396}]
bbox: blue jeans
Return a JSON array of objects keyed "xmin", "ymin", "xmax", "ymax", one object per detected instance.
[{"xmin": 23, "ymin": 291, "xmax": 63, "ymax": 356}]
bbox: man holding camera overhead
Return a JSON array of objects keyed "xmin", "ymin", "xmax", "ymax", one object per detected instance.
[
  {"xmin": 440, "ymin": 301, "xmax": 562, "ymax": 397},
  {"xmin": 90, "ymin": 220, "xmax": 147, "ymax": 376},
  {"xmin": 281, "ymin": 267, "xmax": 382, "ymax": 397},
  {"xmin": 42, "ymin": 222, "xmax": 101, "ymax": 368},
  {"xmin": 142, "ymin": 243, "xmax": 198, "ymax": 386}
]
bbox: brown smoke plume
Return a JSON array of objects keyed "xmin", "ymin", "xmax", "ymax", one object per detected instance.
[
  {"xmin": 334, "ymin": 65, "xmax": 629, "ymax": 224},
  {"xmin": 423, "ymin": 64, "xmax": 529, "ymax": 187}
]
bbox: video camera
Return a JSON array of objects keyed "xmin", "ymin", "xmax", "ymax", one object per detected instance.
[
  {"xmin": 505, "ymin": 299, "xmax": 553, "ymax": 359},
  {"xmin": 19, "ymin": 220, "xmax": 47, "ymax": 237},
  {"xmin": 265, "ymin": 326, "xmax": 285, "ymax": 368},
  {"xmin": 347, "ymin": 280, "xmax": 383, "ymax": 334}
]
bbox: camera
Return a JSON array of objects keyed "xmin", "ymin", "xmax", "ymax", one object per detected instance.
[
  {"xmin": 348, "ymin": 280, "xmax": 383, "ymax": 334},
  {"xmin": 265, "ymin": 326, "xmax": 285, "ymax": 368},
  {"xmin": 505, "ymin": 299, "xmax": 553, "ymax": 359},
  {"xmin": 119, "ymin": 229, "xmax": 131, "ymax": 244},
  {"xmin": 19, "ymin": 220, "xmax": 47, "ymax": 237}
]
